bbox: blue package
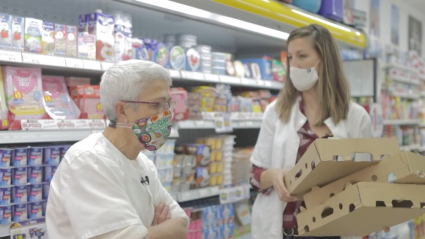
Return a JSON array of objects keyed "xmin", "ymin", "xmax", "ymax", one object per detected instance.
[
  {"xmin": 0, "ymin": 149, "xmax": 12, "ymax": 167},
  {"xmin": 44, "ymin": 146, "xmax": 61, "ymax": 165},
  {"xmin": 12, "ymin": 185, "xmax": 27, "ymax": 204},
  {"xmin": 43, "ymin": 184, "xmax": 50, "ymax": 200},
  {"xmin": 143, "ymin": 38, "xmax": 158, "ymax": 61},
  {"xmin": 219, "ymin": 204, "xmax": 235, "ymax": 223},
  {"xmin": 202, "ymin": 206, "xmax": 217, "ymax": 228},
  {"xmin": 42, "ymin": 200, "xmax": 47, "ymax": 217},
  {"xmin": 28, "ymin": 147, "xmax": 43, "ymax": 166},
  {"xmin": 12, "ymin": 147, "xmax": 28, "ymax": 167},
  {"xmin": 60, "ymin": 145, "xmax": 71, "ymax": 163},
  {"xmin": 240, "ymin": 58, "xmax": 273, "ymax": 80},
  {"xmin": 0, "ymin": 168, "xmax": 12, "ymax": 187},
  {"xmin": 12, "ymin": 167, "xmax": 27, "ymax": 186},
  {"xmin": 203, "ymin": 226, "xmax": 218, "ymax": 239},
  {"xmin": 133, "ymin": 39, "xmax": 149, "ymax": 60},
  {"xmin": 44, "ymin": 166, "xmax": 57, "ymax": 183},
  {"xmin": 0, "ymin": 187, "xmax": 11, "ymax": 205},
  {"xmin": 0, "ymin": 205, "xmax": 11, "ymax": 224},
  {"xmin": 27, "ymin": 166, "xmax": 43, "ymax": 184},
  {"xmin": 12, "ymin": 203, "xmax": 27, "ymax": 222},
  {"xmin": 153, "ymin": 43, "xmax": 170, "ymax": 68},
  {"xmin": 28, "ymin": 201, "xmax": 43, "ymax": 219},
  {"xmin": 28, "ymin": 184, "xmax": 42, "ymax": 202},
  {"xmin": 219, "ymin": 222, "xmax": 234, "ymax": 239}
]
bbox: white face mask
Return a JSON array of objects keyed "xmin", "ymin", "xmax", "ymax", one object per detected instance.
[{"xmin": 290, "ymin": 61, "xmax": 320, "ymax": 91}]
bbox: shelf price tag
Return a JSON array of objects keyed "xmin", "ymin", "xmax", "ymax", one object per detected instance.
[
  {"xmin": 215, "ymin": 112, "xmax": 233, "ymax": 133},
  {"xmin": 202, "ymin": 112, "xmax": 216, "ymax": 121},
  {"xmin": 101, "ymin": 62, "xmax": 114, "ymax": 70},
  {"xmin": 0, "ymin": 50, "xmax": 22, "ymax": 62},
  {"xmin": 204, "ymin": 73, "xmax": 220, "ymax": 82},
  {"xmin": 44, "ymin": 55, "xmax": 66, "ymax": 67},
  {"xmin": 181, "ymin": 71, "xmax": 205, "ymax": 80},
  {"xmin": 240, "ymin": 78, "xmax": 257, "ymax": 86},
  {"xmin": 21, "ymin": 119, "xmax": 59, "ymax": 130},
  {"xmin": 219, "ymin": 186, "xmax": 245, "ymax": 204},
  {"xmin": 270, "ymin": 81, "xmax": 284, "ymax": 89},
  {"xmin": 220, "ymin": 76, "xmax": 241, "ymax": 84},
  {"xmin": 169, "ymin": 70, "xmax": 181, "ymax": 79},
  {"xmin": 22, "ymin": 53, "xmax": 44, "ymax": 64},
  {"xmin": 66, "ymin": 58, "xmax": 84, "ymax": 68},
  {"xmin": 83, "ymin": 60, "xmax": 102, "ymax": 70}
]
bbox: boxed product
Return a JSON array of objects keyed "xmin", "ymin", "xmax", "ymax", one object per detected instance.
[
  {"xmin": 41, "ymin": 22, "xmax": 54, "ymax": 55},
  {"xmin": 0, "ymin": 66, "xmax": 9, "ymax": 130},
  {"xmin": 54, "ymin": 23, "xmax": 66, "ymax": 56},
  {"xmin": 28, "ymin": 184, "xmax": 43, "ymax": 202},
  {"xmin": 132, "ymin": 38, "xmax": 148, "ymax": 60},
  {"xmin": 240, "ymin": 57, "xmax": 273, "ymax": 80},
  {"xmin": 12, "ymin": 203, "xmax": 27, "ymax": 222},
  {"xmin": 65, "ymin": 25, "xmax": 78, "ymax": 57},
  {"xmin": 77, "ymin": 85, "xmax": 105, "ymax": 119},
  {"xmin": 44, "ymin": 146, "xmax": 61, "ymax": 165},
  {"xmin": 12, "ymin": 186, "xmax": 28, "ymax": 204},
  {"xmin": 78, "ymin": 14, "xmax": 87, "ymax": 33},
  {"xmin": 170, "ymin": 88, "xmax": 188, "ymax": 121},
  {"xmin": 296, "ymin": 182, "xmax": 425, "ymax": 237},
  {"xmin": 77, "ymin": 33, "xmax": 96, "ymax": 60},
  {"xmin": 28, "ymin": 166, "xmax": 43, "ymax": 184},
  {"xmin": 87, "ymin": 11, "xmax": 115, "ymax": 62},
  {"xmin": 185, "ymin": 144, "xmax": 211, "ymax": 167},
  {"xmin": 24, "ymin": 17, "xmax": 42, "ymax": 53},
  {"xmin": 27, "ymin": 147, "xmax": 43, "ymax": 166},
  {"xmin": 12, "ymin": 167, "xmax": 27, "ymax": 186},
  {"xmin": 0, "ymin": 13, "xmax": 12, "ymax": 49},
  {"xmin": 28, "ymin": 201, "xmax": 43, "ymax": 219},
  {"xmin": 0, "ymin": 168, "xmax": 12, "ymax": 187},
  {"xmin": 284, "ymin": 138, "xmax": 400, "ymax": 195},
  {"xmin": 169, "ymin": 46, "xmax": 186, "ymax": 70},
  {"xmin": 0, "ymin": 148, "xmax": 12, "ymax": 167},
  {"xmin": 153, "ymin": 43, "xmax": 169, "ymax": 68},
  {"xmin": 303, "ymin": 151, "xmax": 425, "ymax": 209},
  {"xmin": 11, "ymin": 16, "xmax": 24, "ymax": 51},
  {"xmin": 12, "ymin": 147, "xmax": 28, "ymax": 167},
  {"xmin": 114, "ymin": 12, "xmax": 132, "ymax": 62},
  {"xmin": 42, "ymin": 75, "xmax": 76, "ymax": 119},
  {"xmin": 44, "ymin": 166, "xmax": 57, "ymax": 183},
  {"xmin": 0, "ymin": 205, "xmax": 11, "ymax": 224},
  {"xmin": 195, "ymin": 166, "xmax": 210, "ymax": 188},
  {"xmin": 2, "ymin": 66, "xmax": 44, "ymax": 120},
  {"xmin": 0, "ymin": 187, "xmax": 11, "ymax": 205}
]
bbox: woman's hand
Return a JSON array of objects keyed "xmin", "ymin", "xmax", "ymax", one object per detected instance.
[
  {"xmin": 268, "ymin": 168, "xmax": 298, "ymax": 202},
  {"xmin": 152, "ymin": 203, "xmax": 172, "ymax": 226}
]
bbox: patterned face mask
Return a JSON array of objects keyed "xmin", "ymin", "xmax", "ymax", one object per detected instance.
[{"xmin": 116, "ymin": 110, "xmax": 172, "ymax": 151}]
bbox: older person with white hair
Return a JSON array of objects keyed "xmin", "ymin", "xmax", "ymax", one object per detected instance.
[{"xmin": 46, "ymin": 60, "xmax": 189, "ymax": 239}]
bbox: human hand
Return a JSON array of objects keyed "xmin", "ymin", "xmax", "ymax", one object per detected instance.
[
  {"xmin": 152, "ymin": 203, "xmax": 172, "ymax": 226},
  {"xmin": 269, "ymin": 168, "xmax": 298, "ymax": 202}
]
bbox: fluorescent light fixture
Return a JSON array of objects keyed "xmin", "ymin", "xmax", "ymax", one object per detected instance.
[
  {"xmin": 134, "ymin": 0, "xmax": 289, "ymax": 40},
  {"xmin": 291, "ymin": 9, "xmax": 352, "ymax": 32}
]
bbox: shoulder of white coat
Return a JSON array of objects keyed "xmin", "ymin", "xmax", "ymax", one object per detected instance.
[
  {"xmin": 63, "ymin": 133, "xmax": 103, "ymax": 165},
  {"xmin": 263, "ymin": 100, "xmax": 279, "ymax": 120},
  {"xmin": 137, "ymin": 152, "xmax": 157, "ymax": 175},
  {"xmin": 348, "ymin": 101, "xmax": 369, "ymax": 120}
]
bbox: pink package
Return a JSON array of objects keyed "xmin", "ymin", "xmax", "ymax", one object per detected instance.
[
  {"xmin": 64, "ymin": 77, "xmax": 90, "ymax": 87},
  {"xmin": 77, "ymin": 85, "xmax": 105, "ymax": 119},
  {"xmin": 42, "ymin": 76, "xmax": 76, "ymax": 119},
  {"xmin": 2, "ymin": 67, "xmax": 44, "ymax": 120}
]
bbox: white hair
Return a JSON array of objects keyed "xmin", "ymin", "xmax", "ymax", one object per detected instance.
[{"xmin": 100, "ymin": 60, "xmax": 172, "ymax": 121}]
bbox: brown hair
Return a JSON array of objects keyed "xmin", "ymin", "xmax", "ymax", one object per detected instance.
[{"xmin": 276, "ymin": 24, "xmax": 351, "ymax": 126}]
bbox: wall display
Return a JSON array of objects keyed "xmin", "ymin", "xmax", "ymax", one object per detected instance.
[
  {"xmin": 408, "ymin": 16, "xmax": 422, "ymax": 56},
  {"xmin": 391, "ymin": 4, "xmax": 399, "ymax": 46}
]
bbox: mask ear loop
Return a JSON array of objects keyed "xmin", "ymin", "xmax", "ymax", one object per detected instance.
[{"xmin": 114, "ymin": 117, "xmax": 133, "ymax": 129}]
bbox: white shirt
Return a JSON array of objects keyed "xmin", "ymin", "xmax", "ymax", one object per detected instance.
[
  {"xmin": 46, "ymin": 133, "xmax": 189, "ymax": 239},
  {"xmin": 250, "ymin": 98, "xmax": 373, "ymax": 239}
]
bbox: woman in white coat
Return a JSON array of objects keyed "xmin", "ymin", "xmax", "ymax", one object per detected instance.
[{"xmin": 249, "ymin": 24, "xmax": 373, "ymax": 239}]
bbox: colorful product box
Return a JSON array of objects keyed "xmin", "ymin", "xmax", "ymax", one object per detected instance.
[
  {"xmin": 44, "ymin": 146, "xmax": 61, "ymax": 165},
  {"xmin": 66, "ymin": 25, "xmax": 77, "ymax": 57},
  {"xmin": 24, "ymin": 17, "xmax": 42, "ymax": 53},
  {"xmin": 0, "ymin": 13, "xmax": 12, "ymax": 49},
  {"xmin": 12, "ymin": 167, "xmax": 27, "ymax": 186},
  {"xmin": 27, "ymin": 147, "xmax": 43, "ymax": 166},
  {"xmin": 0, "ymin": 168, "xmax": 11, "ymax": 187},
  {"xmin": 28, "ymin": 201, "xmax": 43, "ymax": 219},
  {"xmin": 86, "ymin": 12, "xmax": 115, "ymax": 62},
  {"xmin": 170, "ymin": 88, "xmax": 188, "ymax": 121},
  {"xmin": 78, "ymin": 32, "xmax": 96, "ymax": 60},
  {"xmin": 78, "ymin": 14, "xmax": 87, "ymax": 33},
  {"xmin": 43, "ymin": 184, "xmax": 50, "ymax": 200},
  {"xmin": 28, "ymin": 184, "xmax": 42, "ymax": 202},
  {"xmin": 0, "ymin": 205, "xmax": 11, "ymax": 224},
  {"xmin": 41, "ymin": 22, "xmax": 54, "ymax": 55},
  {"xmin": 11, "ymin": 15, "xmax": 24, "ymax": 51},
  {"xmin": 77, "ymin": 85, "xmax": 105, "ymax": 119},
  {"xmin": 12, "ymin": 185, "xmax": 28, "ymax": 204},
  {"xmin": 0, "ymin": 148, "xmax": 12, "ymax": 167},
  {"xmin": 28, "ymin": 166, "xmax": 43, "ymax": 184},
  {"xmin": 12, "ymin": 148, "xmax": 28, "ymax": 167},
  {"xmin": 12, "ymin": 203, "xmax": 27, "ymax": 222},
  {"xmin": 185, "ymin": 144, "xmax": 211, "ymax": 167},
  {"xmin": 0, "ymin": 187, "xmax": 11, "ymax": 205},
  {"xmin": 54, "ymin": 23, "xmax": 66, "ymax": 56}
]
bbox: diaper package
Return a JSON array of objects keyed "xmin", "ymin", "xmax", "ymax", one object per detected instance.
[
  {"xmin": 28, "ymin": 201, "xmax": 43, "ymax": 219},
  {"xmin": 27, "ymin": 147, "xmax": 43, "ymax": 166},
  {"xmin": 12, "ymin": 185, "xmax": 28, "ymax": 204},
  {"xmin": 12, "ymin": 167, "xmax": 27, "ymax": 186},
  {"xmin": 2, "ymin": 66, "xmax": 44, "ymax": 120},
  {"xmin": 0, "ymin": 187, "xmax": 11, "ymax": 205},
  {"xmin": 44, "ymin": 146, "xmax": 61, "ymax": 165},
  {"xmin": 0, "ymin": 66, "xmax": 10, "ymax": 129},
  {"xmin": 12, "ymin": 147, "xmax": 28, "ymax": 167},
  {"xmin": 28, "ymin": 184, "xmax": 42, "ymax": 202},
  {"xmin": 0, "ymin": 205, "xmax": 11, "ymax": 224},
  {"xmin": 12, "ymin": 203, "xmax": 27, "ymax": 222},
  {"xmin": 0, "ymin": 168, "xmax": 12, "ymax": 187},
  {"xmin": 42, "ymin": 75, "xmax": 76, "ymax": 119},
  {"xmin": 77, "ymin": 85, "xmax": 105, "ymax": 119},
  {"xmin": 27, "ymin": 166, "xmax": 43, "ymax": 184},
  {"xmin": 0, "ymin": 148, "xmax": 12, "ymax": 167}
]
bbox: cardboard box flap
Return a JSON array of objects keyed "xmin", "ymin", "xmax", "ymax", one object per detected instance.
[
  {"xmin": 297, "ymin": 182, "xmax": 425, "ymax": 237},
  {"xmin": 285, "ymin": 138, "xmax": 400, "ymax": 195},
  {"xmin": 398, "ymin": 152, "xmax": 425, "ymax": 184}
]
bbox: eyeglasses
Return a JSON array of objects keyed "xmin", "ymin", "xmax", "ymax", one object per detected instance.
[{"xmin": 121, "ymin": 100, "xmax": 176, "ymax": 114}]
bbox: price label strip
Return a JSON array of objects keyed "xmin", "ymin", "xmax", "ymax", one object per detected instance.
[
  {"xmin": 220, "ymin": 75, "xmax": 241, "ymax": 84},
  {"xmin": 219, "ymin": 186, "xmax": 247, "ymax": 204},
  {"xmin": 21, "ymin": 119, "xmax": 106, "ymax": 130},
  {"xmin": 169, "ymin": 70, "xmax": 181, "ymax": 79},
  {"xmin": 0, "ymin": 50, "xmax": 22, "ymax": 62},
  {"xmin": 181, "ymin": 71, "xmax": 205, "ymax": 81},
  {"xmin": 204, "ymin": 73, "xmax": 220, "ymax": 82},
  {"xmin": 83, "ymin": 60, "xmax": 102, "ymax": 70},
  {"xmin": 215, "ymin": 112, "xmax": 233, "ymax": 133},
  {"xmin": 22, "ymin": 53, "xmax": 45, "ymax": 65},
  {"xmin": 66, "ymin": 58, "xmax": 84, "ymax": 68},
  {"xmin": 44, "ymin": 55, "xmax": 66, "ymax": 67}
]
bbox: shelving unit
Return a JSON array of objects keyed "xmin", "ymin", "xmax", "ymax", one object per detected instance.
[{"xmin": 383, "ymin": 119, "xmax": 420, "ymax": 126}]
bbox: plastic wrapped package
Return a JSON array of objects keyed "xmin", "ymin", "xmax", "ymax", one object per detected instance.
[
  {"xmin": 24, "ymin": 18, "xmax": 42, "ymax": 53},
  {"xmin": 0, "ymin": 66, "xmax": 9, "ymax": 129},
  {"xmin": 77, "ymin": 85, "xmax": 105, "ymax": 119},
  {"xmin": 42, "ymin": 75, "xmax": 76, "ymax": 119}
]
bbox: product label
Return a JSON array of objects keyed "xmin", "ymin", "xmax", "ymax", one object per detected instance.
[
  {"xmin": 13, "ymin": 168, "xmax": 27, "ymax": 186},
  {"xmin": 12, "ymin": 16, "xmax": 24, "ymax": 50},
  {"xmin": 13, "ymin": 186, "xmax": 27, "ymax": 204},
  {"xmin": 29, "ymin": 184, "xmax": 42, "ymax": 201},
  {"xmin": 0, "ymin": 14, "xmax": 12, "ymax": 48},
  {"xmin": 28, "ymin": 147, "xmax": 43, "ymax": 166},
  {"xmin": 42, "ymin": 22, "xmax": 54, "ymax": 55},
  {"xmin": 13, "ymin": 148, "xmax": 28, "ymax": 166},
  {"xmin": 28, "ymin": 166, "xmax": 43, "ymax": 184},
  {"xmin": 0, "ymin": 149, "xmax": 12, "ymax": 167},
  {"xmin": 154, "ymin": 44, "xmax": 169, "ymax": 67},
  {"xmin": 170, "ymin": 46, "xmax": 185, "ymax": 70}
]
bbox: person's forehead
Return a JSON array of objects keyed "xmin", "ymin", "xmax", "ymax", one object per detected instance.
[{"xmin": 288, "ymin": 38, "xmax": 313, "ymax": 52}]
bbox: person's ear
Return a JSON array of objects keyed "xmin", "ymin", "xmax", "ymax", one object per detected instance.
[{"xmin": 114, "ymin": 101, "xmax": 127, "ymax": 122}]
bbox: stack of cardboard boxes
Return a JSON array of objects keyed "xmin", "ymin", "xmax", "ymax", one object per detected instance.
[{"xmin": 284, "ymin": 138, "xmax": 425, "ymax": 237}]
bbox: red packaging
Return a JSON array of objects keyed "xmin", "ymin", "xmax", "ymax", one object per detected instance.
[{"xmin": 76, "ymin": 85, "xmax": 104, "ymax": 119}]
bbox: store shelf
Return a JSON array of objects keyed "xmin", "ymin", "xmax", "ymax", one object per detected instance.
[
  {"xmin": 384, "ymin": 63, "xmax": 420, "ymax": 74},
  {"xmin": 389, "ymin": 75, "xmax": 420, "ymax": 85},
  {"xmin": 400, "ymin": 144, "xmax": 420, "ymax": 151},
  {"xmin": 383, "ymin": 119, "xmax": 420, "ymax": 126},
  {"xmin": 178, "ymin": 186, "xmax": 220, "ymax": 202},
  {"xmin": 0, "ymin": 129, "xmax": 96, "ymax": 144},
  {"xmin": 389, "ymin": 91, "xmax": 420, "ymax": 100}
]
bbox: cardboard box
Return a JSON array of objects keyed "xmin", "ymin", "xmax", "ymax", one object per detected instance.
[
  {"xmin": 304, "ymin": 151, "xmax": 425, "ymax": 209},
  {"xmin": 284, "ymin": 138, "xmax": 400, "ymax": 195},
  {"xmin": 297, "ymin": 182, "xmax": 425, "ymax": 237},
  {"xmin": 185, "ymin": 144, "xmax": 211, "ymax": 167}
]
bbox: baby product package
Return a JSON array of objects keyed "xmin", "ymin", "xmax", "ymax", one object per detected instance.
[
  {"xmin": 27, "ymin": 147, "xmax": 43, "ymax": 166},
  {"xmin": 12, "ymin": 147, "xmax": 28, "ymax": 167},
  {"xmin": 42, "ymin": 75, "xmax": 76, "ymax": 119},
  {"xmin": 28, "ymin": 201, "xmax": 43, "ymax": 219},
  {"xmin": 0, "ymin": 13, "xmax": 12, "ymax": 49},
  {"xmin": 87, "ymin": 11, "xmax": 115, "ymax": 62},
  {"xmin": 77, "ymin": 85, "xmax": 105, "ymax": 119},
  {"xmin": 44, "ymin": 146, "xmax": 61, "ymax": 166},
  {"xmin": 132, "ymin": 38, "xmax": 148, "ymax": 60},
  {"xmin": 0, "ymin": 187, "xmax": 11, "ymax": 205},
  {"xmin": 2, "ymin": 66, "xmax": 44, "ymax": 120},
  {"xmin": 54, "ymin": 24, "xmax": 66, "ymax": 56},
  {"xmin": 66, "ymin": 25, "xmax": 77, "ymax": 57},
  {"xmin": 0, "ymin": 168, "xmax": 12, "ymax": 187},
  {"xmin": 114, "ymin": 12, "xmax": 132, "ymax": 62},
  {"xmin": 12, "ymin": 203, "xmax": 27, "ymax": 222},
  {"xmin": 0, "ymin": 148, "xmax": 12, "ymax": 167},
  {"xmin": 28, "ymin": 184, "xmax": 42, "ymax": 202},
  {"xmin": 0, "ymin": 205, "xmax": 11, "ymax": 225},
  {"xmin": 0, "ymin": 66, "xmax": 10, "ymax": 130},
  {"xmin": 41, "ymin": 22, "xmax": 55, "ymax": 55},
  {"xmin": 13, "ymin": 186, "xmax": 28, "ymax": 204},
  {"xmin": 78, "ymin": 14, "xmax": 87, "ymax": 33},
  {"xmin": 27, "ymin": 166, "xmax": 43, "ymax": 184},
  {"xmin": 11, "ymin": 16, "xmax": 25, "ymax": 51},
  {"xmin": 78, "ymin": 33, "xmax": 96, "ymax": 60},
  {"xmin": 24, "ymin": 17, "xmax": 42, "ymax": 53},
  {"xmin": 12, "ymin": 167, "xmax": 27, "ymax": 186}
]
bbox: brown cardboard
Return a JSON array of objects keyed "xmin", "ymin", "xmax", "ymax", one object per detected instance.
[
  {"xmin": 284, "ymin": 138, "xmax": 400, "ymax": 195},
  {"xmin": 297, "ymin": 182, "xmax": 425, "ymax": 237},
  {"xmin": 303, "ymin": 151, "xmax": 425, "ymax": 209}
]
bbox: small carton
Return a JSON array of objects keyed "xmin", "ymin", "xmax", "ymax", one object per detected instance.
[
  {"xmin": 296, "ymin": 182, "xmax": 425, "ymax": 237},
  {"xmin": 41, "ymin": 22, "xmax": 54, "ymax": 55},
  {"xmin": 78, "ymin": 33, "xmax": 96, "ymax": 60},
  {"xmin": 66, "ymin": 25, "xmax": 77, "ymax": 57},
  {"xmin": 24, "ymin": 17, "xmax": 42, "ymax": 53},
  {"xmin": 77, "ymin": 85, "xmax": 104, "ymax": 119},
  {"xmin": 0, "ymin": 13, "xmax": 12, "ymax": 49},
  {"xmin": 170, "ymin": 88, "xmax": 188, "ymax": 121},
  {"xmin": 195, "ymin": 166, "xmax": 210, "ymax": 188},
  {"xmin": 303, "ymin": 151, "xmax": 425, "ymax": 209},
  {"xmin": 185, "ymin": 144, "xmax": 211, "ymax": 167},
  {"xmin": 78, "ymin": 14, "xmax": 87, "ymax": 33},
  {"xmin": 54, "ymin": 24, "xmax": 66, "ymax": 56},
  {"xmin": 86, "ymin": 12, "xmax": 114, "ymax": 62},
  {"xmin": 11, "ymin": 16, "xmax": 24, "ymax": 51},
  {"xmin": 284, "ymin": 138, "xmax": 400, "ymax": 196}
]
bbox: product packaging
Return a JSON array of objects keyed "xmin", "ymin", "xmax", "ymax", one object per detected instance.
[
  {"xmin": 12, "ymin": 167, "xmax": 27, "ymax": 186},
  {"xmin": 0, "ymin": 66, "xmax": 9, "ymax": 130},
  {"xmin": 240, "ymin": 57, "xmax": 273, "ymax": 80},
  {"xmin": 27, "ymin": 166, "xmax": 43, "ymax": 184},
  {"xmin": 0, "ymin": 13, "xmax": 12, "ymax": 49},
  {"xmin": 28, "ymin": 184, "xmax": 43, "ymax": 202},
  {"xmin": 12, "ymin": 186, "xmax": 27, "ymax": 204},
  {"xmin": 65, "ymin": 25, "xmax": 78, "ymax": 57},
  {"xmin": 132, "ymin": 38, "xmax": 148, "ymax": 60},
  {"xmin": 169, "ymin": 46, "xmax": 186, "ymax": 70},
  {"xmin": 87, "ymin": 11, "xmax": 115, "ymax": 62},
  {"xmin": 44, "ymin": 146, "xmax": 61, "ymax": 165},
  {"xmin": 24, "ymin": 17, "xmax": 42, "ymax": 53},
  {"xmin": 284, "ymin": 138, "xmax": 400, "ymax": 195},
  {"xmin": 78, "ymin": 14, "xmax": 87, "ymax": 33},
  {"xmin": 27, "ymin": 147, "xmax": 43, "ymax": 166},
  {"xmin": 54, "ymin": 24, "xmax": 66, "ymax": 56},
  {"xmin": 143, "ymin": 38, "xmax": 157, "ymax": 61},
  {"xmin": 77, "ymin": 33, "xmax": 96, "ymax": 60},
  {"xmin": 0, "ymin": 168, "xmax": 12, "ymax": 187},
  {"xmin": 185, "ymin": 144, "xmax": 211, "ymax": 167},
  {"xmin": 153, "ymin": 43, "xmax": 169, "ymax": 68},
  {"xmin": 43, "ymin": 184, "xmax": 50, "ymax": 200},
  {"xmin": 28, "ymin": 201, "xmax": 43, "ymax": 219},
  {"xmin": 11, "ymin": 16, "xmax": 24, "ymax": 51},
  {"xmin": 0, "ymin": 205, "xmax": 11, "ymax": 224},
  {"xmin": 113, "ymin": 12, "xmax": 132, "ymax": 62},
  {"xmin": 2, "ymin": 66, "xmax": 44, "ymax": 120},
  {"xmin": 44, "ymin": 166, "xmax": 57, "ymax": 183},
  {"xmin": 0, "ymin": 187, "xmax": 11, "ymax": 205},
  {"xmin": 42, "ymin": 75, "xmax": 76, "ymax": 119},
  {"xmin": 77, "ymin": 85, "xmax": 105, "ymax": 119},
  {"xmin": 12, "ymin": 203, "xmax": 27, "ymax": 222},
  {"xmin": 12, "ymin": 148, "xmax": 28, "ymax": 167},
  {"xmin": 170, "ymin": 88, "xmax": 188, "ymax": 121},
  {"xmin": 0, "ymin": 148, "xmax": 12, "ymax": 167},
  {"xmin": 41, "ymin": 22, "xmax": 54, "ymax": 55},
  {"xmin": 186, "ymin": 48, "xmax": 200, "ymax": 72}
]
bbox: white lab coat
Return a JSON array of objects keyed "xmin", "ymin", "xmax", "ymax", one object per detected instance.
[
  {"xmin": 250, "ymin": 98, "xmax": 373, "ymax": 239},
  {"xmin": 46, "ymin": 133, "xmax": 189, "ymax": 239}
]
